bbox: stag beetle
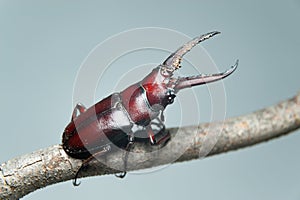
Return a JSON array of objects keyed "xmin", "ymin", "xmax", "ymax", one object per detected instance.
[{"xmin": 62, "ymin": 31, "xmax": 238, "ymax": 186}]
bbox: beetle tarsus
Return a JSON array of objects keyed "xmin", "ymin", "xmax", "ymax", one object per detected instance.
[
  {"xmin": 73, "ymin": 170, "xmax": 82, "ymax": 186},
  {"xmin": 73, "ymin": 157, "xmax": 92, "ymax": 186},
  {"xmin": 115, "ymin": 135, "xmax": 134, "ymax": 178},
  {"xmin": 73, "ymin": 145, "xmax": 111, "ymax": 186},
  {"xmin": 115, "ymin": 171, "xmax": 127, "ymax": 178},
  {"xmin": 146, "ymin": 117, "xmax": 170, "ymax": 145},
  {"xmin": 155, "ymin": 130, "xmax": 171, "ymax": 145},
  {"xmin": 146, "ymin": 125, "xmax": 156, "ymax": 145}
]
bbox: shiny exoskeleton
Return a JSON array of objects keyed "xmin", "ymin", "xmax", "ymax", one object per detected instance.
[{"xmin": 62, "ymin": 31, "xmax": 238, "ymax": 186}]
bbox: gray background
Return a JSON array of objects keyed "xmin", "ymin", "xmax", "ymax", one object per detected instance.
[{"xmin": 1, "ymin": 1, "xmax": 300, "ymax": 199}]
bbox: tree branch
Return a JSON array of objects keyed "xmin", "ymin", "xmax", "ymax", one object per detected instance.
[{"xmin": 1, "ymin": 92, "xmax": 300, "ymax": 199}]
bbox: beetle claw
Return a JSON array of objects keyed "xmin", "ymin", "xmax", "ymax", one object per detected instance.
[
  {"xmin": 73, "ymin": 179, "xmax": 81, "ymax": 186},
  {"xmin": 115, "ymin": 172, "xmax": 127, "ymax": 178},
  {"xmin": 73, "ymin": 164, "xmax": 84, "ymax": 186}
]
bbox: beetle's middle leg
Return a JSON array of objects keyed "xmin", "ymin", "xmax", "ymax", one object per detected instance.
[{"xmin": 115, "ymin": 133, "xmax": 134, "ymax": 178}]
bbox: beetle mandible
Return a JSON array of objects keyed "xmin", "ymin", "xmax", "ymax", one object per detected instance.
[{"xmin": 62, "ymin": 31, "xmax": 238, "ymax": 186}]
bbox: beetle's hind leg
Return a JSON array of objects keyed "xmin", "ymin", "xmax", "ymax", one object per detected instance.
[
  {"xmin": 73, "ymin": 145, "xmax": 111, "ymax": 186},
  {"xmin": 73, "ymin": 156, "xmax": 94, "ymax": 186},
  {"xmin": 71, "ymin": 103, "xmax": 87, "ymax": 120}
]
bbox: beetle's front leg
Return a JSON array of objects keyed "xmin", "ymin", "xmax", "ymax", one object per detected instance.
[
  {"xmin": 146, "ymin": 121, "xmax": 170, "ymax": 146},
  {"xmin": 72, "ymin": 103, "xmax": 86, "ymax": 120},
  {"xmin": 146, "ymin": 125, "xmax": 156, "ymax": 145}
]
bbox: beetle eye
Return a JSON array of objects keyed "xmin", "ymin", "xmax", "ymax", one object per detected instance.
[{"xmin": 166, "ymin": 90, "xmax": 176, "ymax": 104}]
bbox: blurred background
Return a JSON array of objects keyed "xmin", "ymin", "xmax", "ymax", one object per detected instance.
[{"xmin": 1, "ymin": 1, "xmax": 300, "ymax": 199}]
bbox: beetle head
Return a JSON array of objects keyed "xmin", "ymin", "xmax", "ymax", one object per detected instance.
[{"xmin": 141, "ymin": 31, "xmax": 238, "ymax": 111}]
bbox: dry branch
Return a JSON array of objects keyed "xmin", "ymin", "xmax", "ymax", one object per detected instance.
[{"xmin": 0, "ymin": 92, "xmax": 300, "ymax": 199}]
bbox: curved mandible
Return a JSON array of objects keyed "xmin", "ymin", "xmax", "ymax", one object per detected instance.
[
  {"xmin": 174, "ymin": 59, "xmax": 238, "ymax": 92},
  {"xmin": 161, "ymin": 31, "xmax": 220, "ymax": 75}
]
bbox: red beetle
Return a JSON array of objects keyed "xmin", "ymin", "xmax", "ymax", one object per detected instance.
[{"xmin": 62, "ymin": 31, "xmax": 238, "ymax": 185}]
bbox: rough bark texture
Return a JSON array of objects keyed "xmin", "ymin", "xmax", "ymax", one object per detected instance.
[{"xmin": 0, "ymin": 92, "xmax": 300, "ymax": 199}]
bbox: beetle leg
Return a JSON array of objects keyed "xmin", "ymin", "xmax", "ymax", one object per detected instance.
[
  {"xmin": 73, "ymin": 144, "xmax": 111, "ymax": 186},
  {"xmin": 160, "ymin": 111, "xmax": 165, "ymax": 122},
  {"xmin": 155, "ymin": 130, "xmax": 171, "ymax": 145},
  {"xmin": 146, "ymin": 125, "xmax": 156, "ymax": 145},
  {"xmin": 71, "ymin": 103, "xmax": 86, "ymax": 120},
  {"xmin": 115, "ymin": 134, "xmax": 134, "ymax": 178},
  {"xmin": 146, "ymin": 121, "xmax": 170, "ymax": 145},
  {"xmin": 142, "ymin": 116, "xmax": 171, "ymax": 146},
  {"xmin": 156, "ymin": 117, "xmax": 171, "ymax": 145}
]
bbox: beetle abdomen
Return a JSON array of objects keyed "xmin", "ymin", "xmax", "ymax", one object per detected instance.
[{"xmin": 62, "ymin": 93, "xmax": 133, "ymax": 159}]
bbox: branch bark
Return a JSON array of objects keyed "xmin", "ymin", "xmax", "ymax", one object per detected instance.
[{"xmin": 1, "ymin": 92, "xmax": 300, "ymax": 199}]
